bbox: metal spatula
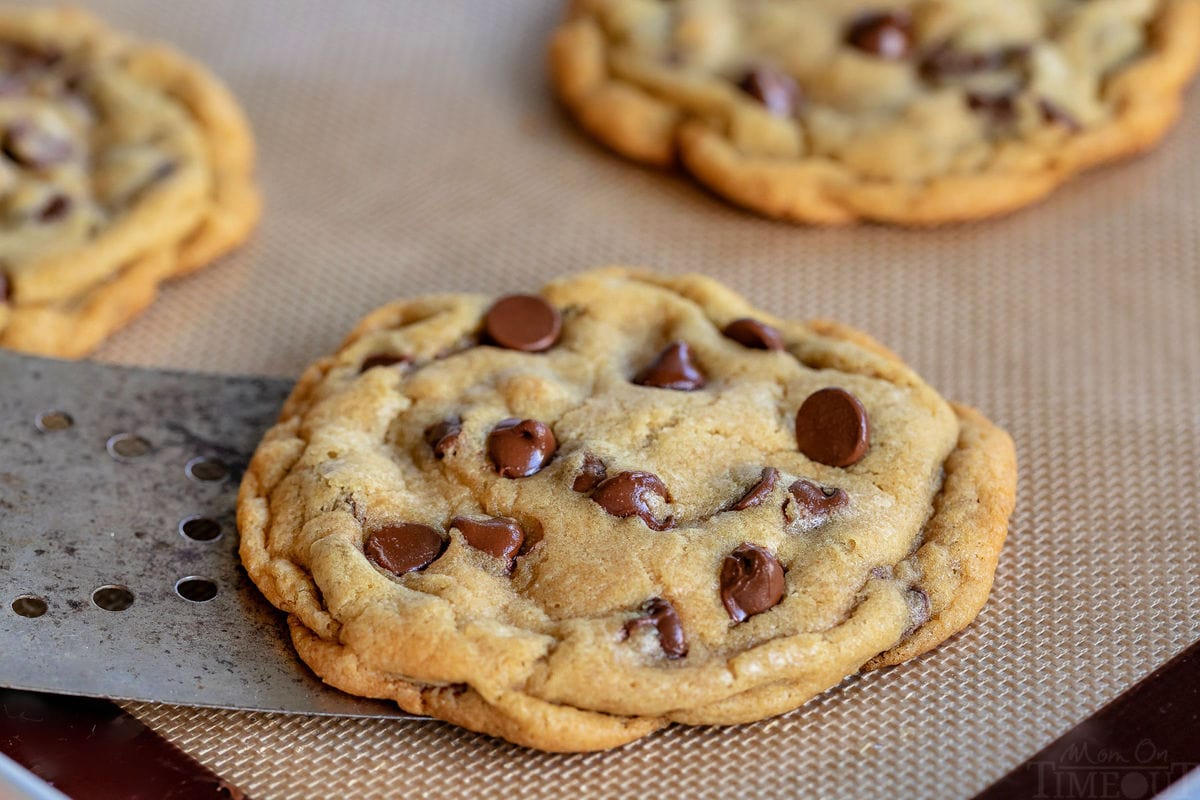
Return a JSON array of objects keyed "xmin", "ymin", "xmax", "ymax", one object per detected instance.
[{"xmin": 0, "ymin": 349, "xmax": 411, "ymax": 718}]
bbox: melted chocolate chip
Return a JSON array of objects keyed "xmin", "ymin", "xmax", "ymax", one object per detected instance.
[
  {"xmin": 359, "ymin": 353, "xmax": 411, "ymax": 373},
  {"xmin": 722, "ymin": 318, "xmax": 785, "ymax": 351},
  {"xmin": 572, "ymin": 453, "xmax": 607, "ymax": 493},
  {"xmin": 5, "ymin": 43, "xmax": 62, "ymax": 70},
  {"xmin": 737, "ymin": 66, "xmax": 802, "ymax": 117},
  {"xmin": 730, "ymin": 467, "xmax": 779, "ymax": 511},
  {"xmin": 720, "ymin": 543, "xmax": 786, "ymax": 623},
  {"xmin": 2, "ymin": 124, "xmax": 72, "ymax": 168},
  {"xmin": 635, "ymin": 341, "xmax": 706, "ymax": 391},
  {"xmin": 516, "ymin": 518, "xmax": 545, "ymax": 555},
  {"xmin": 450, "ymin": 516, "xmax": 524, "ymax": 571},
  {"xmin": 484, "ymin": 294, "xmax": 562, "ymax": 352},
  {"xmin": 591, "ymin": 471, "xmax": 674, "ymax": 530},
  {"xmin": 487, "ymin": 418, "xmax": 557, "ymax": 478},
  {"xmin": 784, "ymin": 479, "xmax": 849, "ymax": 525},
  {"xmin": 425, "ymin": 416, "xmax": 462, "ymax": 459},
  {"xmin": 1039, "ymin": 99, "xmax": 1081, "ymax": 132},
  {"xmin": 919, "ymin": 43, "xmax": 1023, "ymax": 79},
  {"xmin": 795, "ymin": 387, "xmax": 870, "ymax": 467},
  {"xmin": 967, "ymin": 92, "xmax": 1018, "ymax": 125},
  {"xmin": 0, "ymin": 270, "xmax": 9, "ymax": 303},
  {"xmin": 365, "ymin": 523, "xmax": 445, "ymax": 575},
  {"xmin": 624, "ymin": 597, "xmax": 687, "ymax": 658},
  {"xmin": 38, "ymin": 194, "xmax": 71, "ymax": 223},
  {"xmin": 846, "ymin": 11, "xmax": 913, "ymax": 60},
  {"xmin": 904, "ymin": 586, "xmax": 931, "ymax": 637}
]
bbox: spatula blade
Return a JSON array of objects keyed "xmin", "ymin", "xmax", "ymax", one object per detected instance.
[{"xmin": 0, "ymin": 350, "xmax": 412, "ymax": 719}]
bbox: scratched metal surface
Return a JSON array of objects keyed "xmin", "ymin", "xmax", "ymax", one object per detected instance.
[{"xmin": 0, "ymin": 350, "xmax": 410, "ymax": 719}]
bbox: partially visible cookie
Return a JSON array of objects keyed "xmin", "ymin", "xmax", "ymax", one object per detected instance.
[
  {"xmin": 238, "ymin": 267, "xmax": 1017, "ymax": 751},
  {"xmin": 549, "ymin": 0, "xmax": 1200, "ymax": 224},
  {"xmin": 0, "ymin": 7, "xmax": 260, "ymax": 357}
]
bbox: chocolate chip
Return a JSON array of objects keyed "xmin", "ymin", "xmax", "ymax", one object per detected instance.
[
  {"xmin": 450, "ymin": 516, "xmax": 524, "ymax": 571},
  {"xmin": 516, "ymin": 518, "xmax": 545, "ymax": 555},
  {"xmin": 846, "ymin": 11, "xmax": 913, "ymax": 60},
  {"xmin": 737, "ymin": 66, "xmax": 802, "ymax": 117},
  {"xmin": 364, "ymin": 523, "xmax": 445, "ymax": 575},
  {"xmin": 720, "ymin": 543, "xmax": 786, "ymax": 623},
  {"xmin": 795, "ymin": 387, "xmax": 870, "ymax": 467},
  {"xmin": 635, "ymin": 341, "xmax": 706, "ymax": 391},
  {"xmin": 919, "ymin": 44, "xmax": 1023, "ymax": 79},
  {"xmin": 624, "ymin": 597, "xmax": 687, "ymax": 659},
  {"xmin": 38, "ymin": 194, "xmax": 71, "ymax": 223},
  {"xmin": 0, "ymin": 270, "xmax": 9, "ymax": 303},
  {"xmin": 591, "ymin": 471, "xmax": 674, "ymax": 531},
  {"xmin": 904, "ymin": 586, "xmax": 931, "ymax": 636},
  {"xmin": 572, "ymin": 453, "xmax": 607, "ymax": 493},
  {"xmin": 1039, "ymin": 99, "xmax": 1081, "ymax": 132},
  {"xmin": 483, "ymin": 294, "xmax": 562, "ymax": 352},
  {"xmin": 730, "ymin": 467, "xmax": 779, "ymax": 511},
  {"xmin": 722, "ymin": 318, "xmax": 784, "ymax": 351},
  {"xmin": 2, "ymin": 124, "xmax": 72, "ymax": 168},
  {"xmin": 62, "ymin": 70, "xmax": 88, "ymax": 92},
  {"xmin": 966, "ymin": 92, "xmax": 1018, "ymax": 125},
  {"xmin": 359, "ymin": 353, "xmax": 410, "ymax": 373},
  {"xmin": 5, "ymin": 43, "xmax": 62, "ymax": 70},
  {"xmin": 784, "ymin": 479, "xmax": 849, "ymax": 526},
  {"xmin": 425, "ymin": 416, "xmax": 462, "ymax": 459},
  {"xmin": 487, "ymin": 418, "xmax": 557, "ymax": 478}
]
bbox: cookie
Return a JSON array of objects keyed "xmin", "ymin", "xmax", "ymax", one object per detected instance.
[
  {"xmin": 239, "ymin": 268, "xmax": 1017, "ymax": 751},
  {"xmin": 0, "ymin": 7, "xmax": 260, "ymax": 357},
  {"xmin": 549, "ymin": 0, "xmax": 1200, "ymax": 224}
]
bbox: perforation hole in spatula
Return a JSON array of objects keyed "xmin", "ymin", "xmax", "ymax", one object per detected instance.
[
  {"xmin": 179, "ymin": 515, "xmax": 222, "ymax": 542},
  {"xmin": 91, "ymin": 585, "xmax": 134, "ymax": 612},
  {"xmin": 175, "ymin": 577, "xmax": 218, "ymax": 603},
  {"xmin": 34, "ymin": 410, "xmax": 73, "ymax": 432},
  {"xmin": 185, "ymin": 455, "xmax": 228, "ymax": 482},
  {"xmin": 11, "ymin": 595, "xmax": 48, "ymax": 618},
  {"xmin": 106, "ymin": 432, "xmax": 152, "ymax": 461}
]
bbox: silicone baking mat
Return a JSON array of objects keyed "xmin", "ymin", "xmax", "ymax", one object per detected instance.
[{"xmin": 30, "ymin": 0, "xmax": 1200, "ymax": 797}]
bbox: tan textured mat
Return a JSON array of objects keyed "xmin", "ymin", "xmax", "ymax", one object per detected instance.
[{"xmin": 38, "ymin": 0, "xmax": 1198, "ymax": 797}]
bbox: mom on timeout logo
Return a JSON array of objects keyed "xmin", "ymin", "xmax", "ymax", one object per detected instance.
[{"xmin": 1032, "ymin": 737, "xmax": 1197, "ymax": 799}]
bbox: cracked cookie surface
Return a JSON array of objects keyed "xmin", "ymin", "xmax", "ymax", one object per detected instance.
[
  {"xmin": 238, "ymin": 268, "xmax": 1017, "ymax": 751},
  {"xmin": 0, "ymin": 7, "xmax": 259, "ymax": 357},
  {"xmin": 549, "ymin": 0, "xmax": 1200, "ymax": 224}
]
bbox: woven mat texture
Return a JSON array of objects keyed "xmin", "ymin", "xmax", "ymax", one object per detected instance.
[{"xmin": 40, "ymin": 0, "xmax": 1200, "ymax": 797}]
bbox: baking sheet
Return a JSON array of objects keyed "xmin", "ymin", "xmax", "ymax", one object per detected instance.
[{"xmin": 30, "ymin": 0, "xmax": 1200, "ymax": 797}]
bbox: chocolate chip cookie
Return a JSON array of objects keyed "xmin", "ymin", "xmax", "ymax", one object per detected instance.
[
  {"xmin": 549, "ymin": 0, "xmax": 1200, "ymax": 224},
  {"xmin": 238, "ymin": 268, "xmax": 1017, "ymax": 751},
  {"xmin": 0, "ymin": 7, "xmax": 260, "ymax": 357}
]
